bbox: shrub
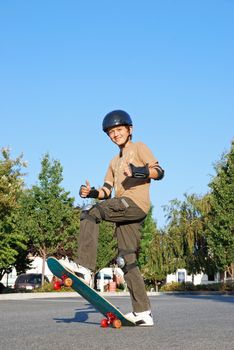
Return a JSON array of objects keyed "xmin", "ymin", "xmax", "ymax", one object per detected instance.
[
  {"xmin": 33, "ymin": 282, "xmax": 73, "ymax": 293},
  {"xmin": 160, "ymin": 282, "xmax": 196, "ymax": 292},
  {"xmin": 160, "ymin": 281, "xmax": 234, "ymax": 292}
]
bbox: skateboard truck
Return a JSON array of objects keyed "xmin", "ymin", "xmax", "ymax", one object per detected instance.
[
  {"xmin": 53, "ymin": 274, "xmax": 73, "ymax": 290},
  {"xmin": 100, "ymin": 312, "xmax": 122, "ymax": 329}
]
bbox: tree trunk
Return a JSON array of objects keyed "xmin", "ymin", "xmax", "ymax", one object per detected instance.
[
  {"xmin": 41, "ymin": 252, "xmax": 46, "ymax": 286},
  {"xmin": 224, "ymin": 270, "xmax": 227, "ymax": 283},
  {"xmin": 227, "ymin": 263, "xmax": 234, "ymax": 280}
]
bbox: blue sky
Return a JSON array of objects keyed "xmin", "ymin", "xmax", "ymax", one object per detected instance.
[{"xmin": 0, "ymin": 1, "xmax": 233, "ymax": 228}]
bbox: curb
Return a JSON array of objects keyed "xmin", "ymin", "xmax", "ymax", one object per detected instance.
[
  {"xmin": 0, "ymin": 291, "xmax": 160, "ymax": 301},
  {"xmin": 0, "ymin": 290, "xmax": 233, "ymax": 301},
  {"xmin": 0, "ymin": 291, "xmax": 132, "ymax": 301}
]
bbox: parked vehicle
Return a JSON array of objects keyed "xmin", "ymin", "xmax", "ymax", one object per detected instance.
[
  {"xmin": 14, "ymin": 273, "xmax": 49, "ymax": 291},
  {"xmin": 95, "ymin": 272, "xmax": 112, "ymax": 291},
  {"xmin": 94, "ymin": 267, "xmax": 125, "ymax": 292},
  {"xmin": 0, "ymin": 282, "xmax": 5, "ymax": 293}
]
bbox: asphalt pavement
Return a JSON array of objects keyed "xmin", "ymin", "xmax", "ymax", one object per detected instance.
[{"xmin": 1, "ymin": 293, "xmax": 234, "ymax": 350}]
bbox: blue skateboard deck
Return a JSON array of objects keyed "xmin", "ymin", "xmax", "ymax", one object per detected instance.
[{"xmin": 47, "ymin": 257, "xmax": 135, "ymax": 327}]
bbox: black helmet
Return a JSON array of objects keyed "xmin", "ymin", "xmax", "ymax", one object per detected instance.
[{"xmin": 102, "ymin": 110, "xmax": 133, "ymax": 132}]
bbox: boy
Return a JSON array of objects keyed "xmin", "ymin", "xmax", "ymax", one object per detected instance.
[{"xmin": 76, "ymin": 110, "xmax": 164, "ymax": 326}]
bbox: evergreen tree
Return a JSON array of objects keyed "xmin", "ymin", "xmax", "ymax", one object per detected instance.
[{"xmin": 96, "ymin": 220, "xmax": 117, "ymax": 271}]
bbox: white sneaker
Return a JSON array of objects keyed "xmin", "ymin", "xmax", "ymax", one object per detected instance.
[
  {"xmin": 125, "ymin": 310, "xmax": 154, "ymax": 326},
  {"xmin": 75, "ymin": 265, "xmax": 92, "ymax": 286},
  {"xmin": 59, "ymin": 258, "xmax": 77, "ymax": 273},
  {"xmin": 59, "ymin": 259, "xmax": 92, "ymax": 286}
]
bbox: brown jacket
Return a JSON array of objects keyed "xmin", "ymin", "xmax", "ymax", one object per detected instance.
[{"xmin": 104, "ymin": 141, "xmax": 160, "ymax": 213}]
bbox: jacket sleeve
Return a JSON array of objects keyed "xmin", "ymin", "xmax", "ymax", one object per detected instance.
[{"xmin": 137, "ymin": 142, "xmax": 164, "ymax": 180}]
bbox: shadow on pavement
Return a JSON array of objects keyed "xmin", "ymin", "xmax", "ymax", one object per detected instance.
[{"xmin": 54, "ymin": 303, "xmax": 99, "ymax": 325}]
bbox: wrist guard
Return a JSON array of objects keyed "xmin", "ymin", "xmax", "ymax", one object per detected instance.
[
  {"xmin": 80, "ymin": 185, "xmax": 99, "ymax": 199},
  {"xmin": 129, "ymin": 163, "xmax": 149, "ymax": 179},
  {"xmin": 87, "ymin": 187, "xmax": 99, "ymax": 198}
]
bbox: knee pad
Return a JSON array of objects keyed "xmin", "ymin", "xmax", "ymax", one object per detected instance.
[{"xmin": 116, "ymin": 249, "xmax": 138, "ymax": 274}]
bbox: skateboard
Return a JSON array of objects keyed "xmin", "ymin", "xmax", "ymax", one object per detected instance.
[{"xmin": 47, "ymin": 257, "xmax": 135, "ymax": 328}]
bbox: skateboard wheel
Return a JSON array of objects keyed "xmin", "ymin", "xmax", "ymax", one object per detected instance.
[
  {"xmin": 112, "ymin": 319, "xmax": 122, "ymax": 329},
  {"xmin": 100, "ymin": 319, "xmax": 109, "ymax": 328},
  {"xmin": 53, "ymin": 281, "xmax": 61, "ymax": 290},
  {"xmin": 64, "ymin": 277, "xmax": 73, "ymax": 287}
]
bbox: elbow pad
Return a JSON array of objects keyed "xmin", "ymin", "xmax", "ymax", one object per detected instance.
[
  {"xmin": 129, "ymin": 163, "xmax": 149, "ymax": 179},
  {"xmin": 155, "ymin": 165, "xmax": 165, "ymax": 180},
  {"xmin": 101, "ymin": 182, "xmax": 112, "ymax": 199}
]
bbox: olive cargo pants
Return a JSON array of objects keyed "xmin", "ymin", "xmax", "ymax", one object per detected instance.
[{"xmin": 77, "ymin": 197, "xmax": 151, "ymax": 313}]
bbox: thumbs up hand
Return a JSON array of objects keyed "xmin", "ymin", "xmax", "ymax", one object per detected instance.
[
  {"xmin": 123, "ymin": 161, "xmax": 132, "ymax": 177},
  {"xmin": 79, "ymin": 180, "xmax": 92, "ymax": 198}
]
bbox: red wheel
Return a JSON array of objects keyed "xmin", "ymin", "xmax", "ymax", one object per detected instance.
[
  {"xmin": 112, "ymin": 319, "xmax": 122, "ymax": 329},
  {"xmin": 53, "ymin": 281, "xmax": 61, "ymax": 290},
  {"xmin": 100, "ymin": 319, "xmax": 109, "ymax": 328},
  {"xmin": 64, "ymin": 277, "xmax": 73, "ymax": 287}
]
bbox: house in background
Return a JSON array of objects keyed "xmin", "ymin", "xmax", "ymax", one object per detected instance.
[
  {"xmin": 1, "ymin": 256, "xmax": 53, "ymax": 287},
  {"xmin": 1, "ymin": 256, "xmax": 124, "ymax": 291},
  {"xmin": 166, "ymin": 268, "xmax": 220, "ymax": 285},
  {"xmin": 1, "ymin": 257, "xmax": 223, "ymax": 289}
]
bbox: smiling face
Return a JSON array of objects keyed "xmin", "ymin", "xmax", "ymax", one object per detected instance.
[{"xmin": 107, "ymin": 125, "xmax": 132, "ymax": 147}]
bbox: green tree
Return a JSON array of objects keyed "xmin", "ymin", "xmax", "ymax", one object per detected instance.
[
  {"xmin": 138, "ymin": 207, "xmax": 169, "ymax": 289},
  {"xmin": 20, "ymin": 154, "xmax": 79, "ymax": 284},
  {"xmin": 141, "ymin": 229, "xmax": 168, "ymax": 290},
  {"xmin": 163, "ymin": 198, "xmax": 188, "ymax": 272},
  {"xmin": 139, "ymin": 206, "xmax": 183, "ymax": 289},
  {"xmin": 0, "ymin": 148, "xmax": 28, "ymax": 279},
  {"xmin": 138, "ymin": 206, "xmax": 156, "ymax": 269},
  {"xmin": 96, "ymin": 220, "xmax": 116, "ymax": 271},
  {"xmin": 163, "ymin": 195, "xmax": 212, "ymax": 277},
  {"xmin": 206, "ymin": 141, "xmax": 234, "ymax": 276}
]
